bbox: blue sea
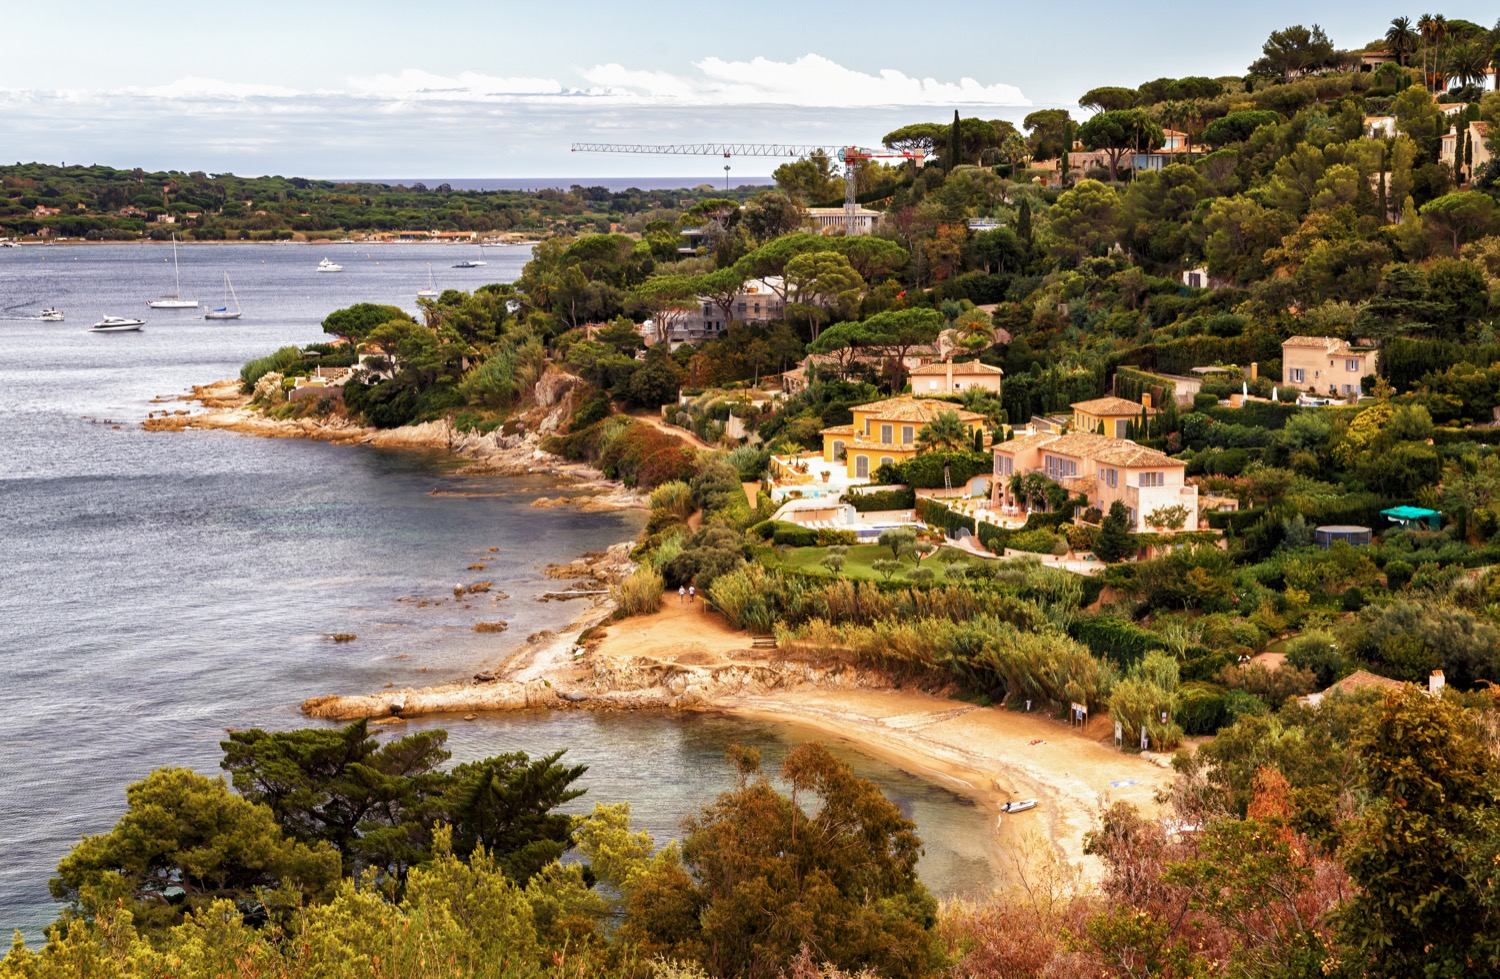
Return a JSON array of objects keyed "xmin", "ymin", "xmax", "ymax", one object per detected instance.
[{"xmin": 0, "ymin": 242, "xmax": 999, "ymax": 939}]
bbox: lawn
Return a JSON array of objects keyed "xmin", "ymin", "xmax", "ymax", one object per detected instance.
[{"xmin": 766, "ymin": 543, "xmax": 975, "ymax": 582}]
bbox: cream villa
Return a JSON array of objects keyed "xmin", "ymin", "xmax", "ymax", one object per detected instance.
[
  {"xmin": 908, "ymin": 360, "xmax": 1003, "ymax": 395},
  {"xmin": 1281, "ymin": 336, "xmax": 1378, "ymax": 397},
  {"xmin": 822, "ymin": 396, "xmax": 988, "ymax": 480},
  {"xmin": 992, "ymin": 430, "xmax": 1198, "ymax": 532},
  {"xmin": 1070, "ymin": 395, "xmax": 1157, "ymax": 438}
]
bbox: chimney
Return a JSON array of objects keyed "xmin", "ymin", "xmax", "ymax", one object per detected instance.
[
  {"xmin": 1430, "ymin": 670, "xmax": 1446, "ymax": 696},
  {"xmin": 1249, "ymin": 362, "xmax": 1259, "ymax": 381},
  {"xmin": 1141, "ymin": 392, "xmax": 1152, "ymax": 410},
  {"xmin": 946, "ymin": 358, "xmax": 953, "ymax": 391}
]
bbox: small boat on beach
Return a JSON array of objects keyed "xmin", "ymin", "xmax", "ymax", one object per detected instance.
[
  {"xmin": 40, "ymin": 307, "xmax": 64, "ymax": 322},
  {"xmin": 316, "ymin": 257, "xmax": 344, "ymax": 273},
  {"xmin": 91, "ymin": 315, "xmax": 145, "ymax": 333},
  {"xmin": 1000, "ymin": 799, "xmax": 1037, "ymax": 814},
  {"xmin": 147, "ymin": 234, "xmax": 198, "ymax": 308},
  {"xmin": 204, "ymin": 272, "xmax": 242, "ymax": 320}
]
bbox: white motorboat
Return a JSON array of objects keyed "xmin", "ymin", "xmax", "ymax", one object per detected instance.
[
  {"xmin": 452, "ymin": 245, "xmax": 488, "ymax": 268},
  {"xmin": 40, "ymin": 307, "xmax": 64, "ymax": 322},
  {"xmin": 417, "ymin": 266, "xmax": 440, "ymax": 299},
  {"xmin": 147, "ymin": 234, "xmax": 198, "ymax": 308},
  {"xmin": 317, "ymin": 257, "xmax": 344, "ymax": 273},
  {"xmin": 1000, "ymin": 799, "xmax": 1037, "ymax": 814},
  {"xmin": 204, "ymin": 272, "xmax": 242, "ymax": 320},
  {"xmin": 91, "ymin": 315, "xmax": 145, "ymax": 333}
]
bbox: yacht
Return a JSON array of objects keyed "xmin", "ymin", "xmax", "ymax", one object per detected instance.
[
  {"xmin": 417, "ymin": 266, "xmax": 440, "ymax": 299},
  {"xmin": 91, "ymin": 315, "xmax": 145, "ymax": 333},
  {"xmin": 147, "ymin": 234, "xmax": 198, "ymax": 308},
  {"xmin": 204, "ymin": 272, "xmax": 242, "ymax": 320},
  {"xmin": 452, "ymin": 245, "xmax": 488, "ymax": 268},
  {"xmin": 316, "ymin": 257, "xmax": 344, "ymax": 273},
  {"xmin": 40, "ymin": 308, "xmax": 64, "ymax": 322}
]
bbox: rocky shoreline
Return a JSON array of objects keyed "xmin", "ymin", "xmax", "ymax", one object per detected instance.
[{"xmin": 143, "ymin": 378, "xmax": 645, "ymax": 511}]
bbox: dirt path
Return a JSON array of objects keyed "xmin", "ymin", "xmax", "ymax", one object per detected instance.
[{"xmin": 628, "ymin": 410, "xmax": 714, "ymax": 451}]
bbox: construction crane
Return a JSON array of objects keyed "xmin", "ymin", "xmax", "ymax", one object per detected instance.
[{"xmin": 569, "ymin": 142, "xmax": 924, "ymax": 235}]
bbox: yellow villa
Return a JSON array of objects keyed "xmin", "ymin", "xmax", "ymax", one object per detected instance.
[
  {"xmin": 821, "ymin": 396, "xmax": 988, "ymax": 480},
  {"xmin": 1071, "ymin": 396, "xmax": 1157, "ymax": 438}
]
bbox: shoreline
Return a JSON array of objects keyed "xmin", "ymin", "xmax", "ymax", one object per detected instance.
[
  {"xmin": 143, "ymin": 379, "xmax": 645, "ymax": 507},
  {"xmin": 148, "ymin": 378, "xmax": 1168, "ymax": 881},
  {"xmin": 303, "ymin": 600, "xmax": 1172, "ymax": 880}
]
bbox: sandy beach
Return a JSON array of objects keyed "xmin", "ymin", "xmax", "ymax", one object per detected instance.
[{"xmin": 305, "ymin": 598, "xmax": 1173, "ymax": 879}]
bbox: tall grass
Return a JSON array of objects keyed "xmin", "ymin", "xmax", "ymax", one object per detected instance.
[
  {"xmin": 239, "ymin": 346, "xmax": 303, "ymax": 391},
  {"xmin": 612, "ymin": 565, "xmax": 664, "ymax": 618}
]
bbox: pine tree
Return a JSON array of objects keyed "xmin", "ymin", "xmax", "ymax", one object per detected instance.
[
  {"xmin": 1016, "ymin": 198, "xmax": 1033, "ymax": 244},
  {"xmin": 1061, "ymin": 122, "xmax": 1073, "ymax": 182}
]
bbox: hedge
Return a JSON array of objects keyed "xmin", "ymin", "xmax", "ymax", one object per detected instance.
[
  {"xmin": 1069, "ymin": 616, "xmax": 1167, "ymax": 668},
  {"xmin": 916, "ymin": 498, "xmax": 977, "ymax": 538},
  {"xmin": 1115, "ymin": 366, "xmax": 1177, "ymax": 408},
  {"xmin": 771, "ymin": 523, "xmax": 818, "ymax": 547},
  {"xmin": 1207, "ymin": 507, "xmax": 1264, "ymax": 532},
  {"xmin": 1202, "ymin": 401, "xmax": 1300, "ymax": 431},
  {"xmin": 844, "ymin": 487, "xmax": 916, "ymax": 511},
  {"xmin": 1383, "ymin": 336, "xmax": 1500, "ymax": 391},
  {"xmin": 880, "ymin": 451, "xmax": 994, "ymax": 489}
]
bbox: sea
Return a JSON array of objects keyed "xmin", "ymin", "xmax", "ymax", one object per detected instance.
[{"xmin": 0, "ymin": 242, "xmax": 1001, "ymax": 939}]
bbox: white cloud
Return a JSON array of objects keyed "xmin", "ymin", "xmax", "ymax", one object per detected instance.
[{"xmin": 586, "ymin": 54, "xmax": 1029, "ymax": 107}]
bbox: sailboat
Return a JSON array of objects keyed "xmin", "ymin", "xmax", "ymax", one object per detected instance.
[
  {"xmin": 452, "ymin": 245, "xmax": 487, "ymax": 268},
  {"xmin": 204, "ymin": 272, "xmax": 242, "ymax": 320},
  {"xmin": 417, "ymin": 266, "xmax": 440, "ymax": 299},
  {"xmin": 147, "ymin": 234, "xmax": 197, "ymax": 308}
]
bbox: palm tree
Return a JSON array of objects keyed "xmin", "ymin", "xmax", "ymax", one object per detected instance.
[
  {"xmin": 1447, "ymin": 41, "xmax": 1492, "ymax": 89},
  {"xmin": 1432, "ymin": 14, "xmax": 1451, "ymax": 92},
  {"xmin": 915, "ymin": 411, "xmax": 971, "ymax": 454},
  {"xmin": 1419, "ymin": 13, "xmax": 1436, "ymax": 89},
  {"xmin": 1387, "ymin": 17, "xmax": 1420, "ymax": 67}
]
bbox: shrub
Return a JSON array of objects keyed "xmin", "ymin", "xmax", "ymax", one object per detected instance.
[
  {"xmin": 815, "ymin": 528, "xmax": 857, "ymax": 546},
  {"xmin": 771, "ymin": 523, "xmax": 818, "ymax": 547},
  {"xmin": 1174, "ymin": 682, "xmax": 1228, "ymax": 735},
  {"xmin": 1006, "ymin": 528, "xmax": 1064, "ymax": 554},
  {"xmin": 1384, "ymin": 559, "xmax": 1414, "ymax": 591},
  {"xmin": 1070, "ymin": 616, "xmax": 1167, "ymax": 668},
  {"xmin": 612, "ymin": 565, "xmax": 664, "ymax": 618},
  {"xmin": 240, "ymin": 346, "xmax": 303, "ymax": 391},
  {"xmin": 844, "ymin": 488, "xmax": 917, "ymax": 511}
]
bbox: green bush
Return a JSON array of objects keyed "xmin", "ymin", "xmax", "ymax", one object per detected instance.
[
  {"xmin": 612, "ymin": 565, "xmax": 664, "ymax": 617},
  {"xmin": 771, "ymin": 523, "xmax": 818, "ymax": 547},
  {"xmin": 1384, "ymin": 559, "xmax": 1414, "ymax": 590},
  {"xmin": 1174, "ymin": 682, "xmax": 1228, "ymax": 735},
  {"xmin": 1070, "ymin": 616, "xmax": 1167, "ymax": 668},
  {"xmin": 1006, "ymin": 528, "xmax": 1065, "ymax": 554},
  {"xmin": 815, "ymin": 528, "xmax": 857, "ymax": 546},
  {"xmin": 844, "ymin": 488, "xmax": 916, "ymax": 511},
  {"xmin": 240, "ymin": 346, "xmax": 303, "ymax": 391}
]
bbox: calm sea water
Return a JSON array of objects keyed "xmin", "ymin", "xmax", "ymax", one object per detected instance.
[{"xmin": 0, "ymin": 243, "xmax": 1001, "ymax": 938}]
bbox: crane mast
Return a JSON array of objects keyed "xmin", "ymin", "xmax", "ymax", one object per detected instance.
[{"xmin": 569, "ymin": 142, "xmax": 924, "ymax": 235}]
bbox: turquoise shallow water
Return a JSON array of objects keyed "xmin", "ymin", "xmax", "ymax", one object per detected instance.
[{"xmin": 0, "ymin": 243, "xmax": 1001, "ymax": 938}]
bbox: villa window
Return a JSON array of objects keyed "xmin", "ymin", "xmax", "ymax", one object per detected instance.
[
  {"xmin": 1290, "ymin": 368, "xmax": 1305, "ymax": 383},
  {"xmin": 881, "ymin": 424, "xmax": 893, "ymax": 443},
  {"xmin": 996, "ymin": 456, "xmax": 1013, "ymax": 477},
  {"xmin": 1104, "ymin": 468, "xmax": 1118, "ymax": 488},
  {"xmin": 855, "ymin": 455, "xmax": 869, "ymax": 478},
  {"xmin": 1044, "ymin": 455, "xmax": 1077, "ymax": 479},
  {"xmin": 1346, "ymin": 358, "xmax": 1360, "ymax": 371},
  {"xmin": 1140, "ymin": 471, "xmax": 1164, "ymax": 488},
  {"xmin": 880, "ymin": 456, "xmax": 894, "ymax": 468},
  {"xmin": 902, "ymin": 426, "xmax": 914, "ymax": 444}
]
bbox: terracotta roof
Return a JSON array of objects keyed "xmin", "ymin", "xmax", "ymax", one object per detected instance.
[
  {"xmin": 821, "ymin": 424, "xmax": 856, "ymax": 436},
  {"xmin": 1320, "ymin": 670, "xmax": 1407, "ymax": 698},
  {"xmin": 1282, "ymin": 335, "xmax": 1344, "ymax": 350},
  {"xmin": 1092, "ymin": 442, "xmax": 1180, "ymax": 468},
  {"xmin": 909, "ymin": 361, "xmax": 1005, "ymax": 376},
  {"xmin": 999, "ymin": 430, "xmax": 1181, "ymax": 470},
  {"xmin": 850, "ymin": 396, "xmax": 985, "ymax": 424},
  {"xmin": 995, "ymin": 431, "xmax": 1062, "ymax": 455},
  {"xmin": 1072, "ymin": 396, "xmax": 1156, "ymax": 416}
]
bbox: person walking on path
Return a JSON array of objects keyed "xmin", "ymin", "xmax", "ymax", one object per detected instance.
[
  {"xmin": 678, "ymin": 585, "xmax": 686, "ymax": 603},
  {"xmin": 688, "ymin": 585, "xmax": 695, "ymax": 603}
]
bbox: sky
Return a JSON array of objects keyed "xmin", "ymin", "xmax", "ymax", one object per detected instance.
[{"xmin": 2, "ymin": 1, "xmax": 1496, "ymax": 180}]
